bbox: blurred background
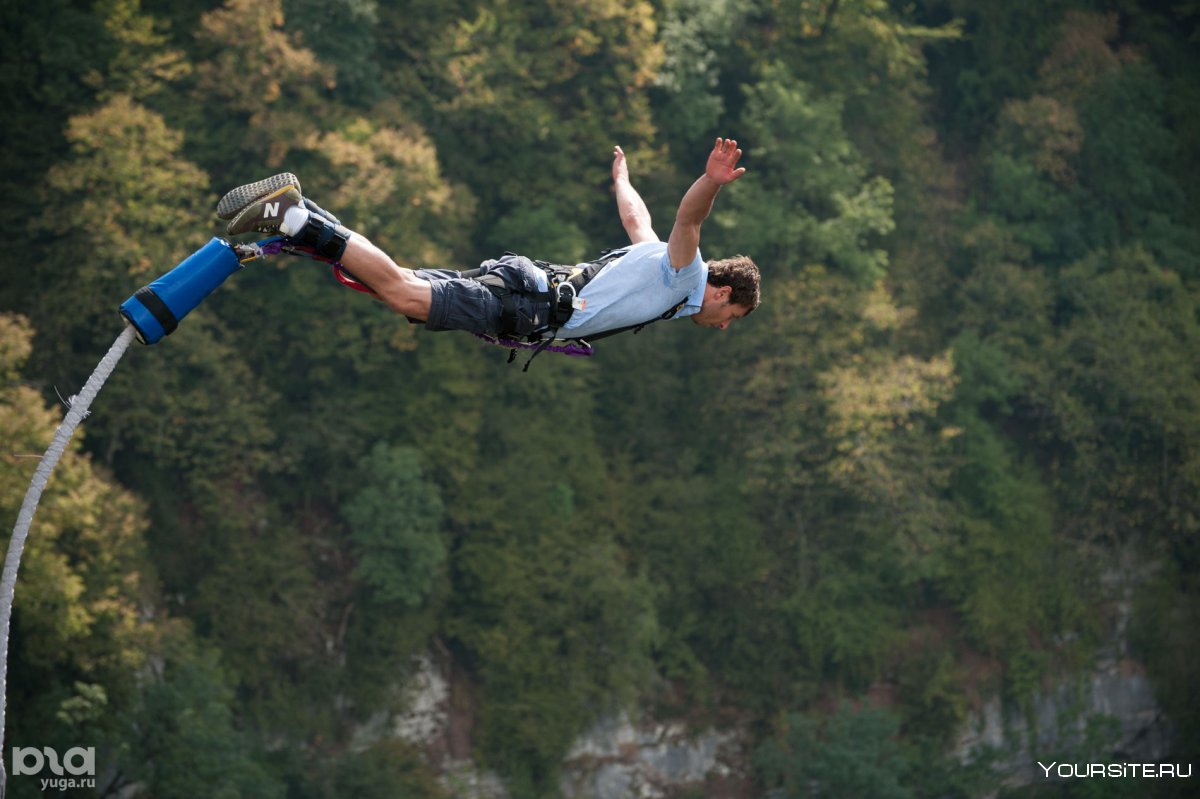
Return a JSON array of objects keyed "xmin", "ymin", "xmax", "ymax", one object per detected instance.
[{"xmin": 1, "ymin": 1, "xmax": 1197, "ymax": 796}]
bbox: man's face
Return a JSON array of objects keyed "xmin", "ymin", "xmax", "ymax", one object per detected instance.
[{"xmin": 692, "ymin": 283, "xmax": 750, "ymax": 330}]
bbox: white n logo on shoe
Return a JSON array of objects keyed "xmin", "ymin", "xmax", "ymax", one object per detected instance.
[{"xmin": 263, "ymin": 202, "xmax": 280, "ymax": 219}]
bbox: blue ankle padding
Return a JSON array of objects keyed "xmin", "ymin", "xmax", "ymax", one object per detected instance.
[{"xmin": 119, "ymin": 237, "xmax": 241, "ymax": 344}]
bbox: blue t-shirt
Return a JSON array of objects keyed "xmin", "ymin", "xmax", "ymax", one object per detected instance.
[{"xmin": 556, "ymin": 241, "xmax": 706, "ymax": 339}]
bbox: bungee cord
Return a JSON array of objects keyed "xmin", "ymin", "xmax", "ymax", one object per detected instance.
[{"xmin": 0, "ymin": 324, "xmax": 137, "ymax": 797}]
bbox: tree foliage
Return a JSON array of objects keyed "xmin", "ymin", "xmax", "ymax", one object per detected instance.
[
  {"xmin": 2, "ymin": 1, "xmax": 1197, "ymax": 796},
  {"xmin": 342, "ymin": 443, "xmax": 445, "ymax": 607}
]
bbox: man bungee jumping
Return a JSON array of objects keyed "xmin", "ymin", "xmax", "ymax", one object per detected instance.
[{"xmin": 218, "ymin": 138, "xmax": 760, "ymax": 362}]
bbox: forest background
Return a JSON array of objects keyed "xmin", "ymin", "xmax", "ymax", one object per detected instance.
[{"xmin": 1, "ymin": 0, "xmax": 1198, "ymax": 797}]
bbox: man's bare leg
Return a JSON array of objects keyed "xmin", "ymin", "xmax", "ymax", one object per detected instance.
[{"xmin": 339, "ymin": 235, "xmax": 433, "ymax": 321}]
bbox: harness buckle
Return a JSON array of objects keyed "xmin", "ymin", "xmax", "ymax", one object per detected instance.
[
  {"xmin": 555, "ymin": 281, "xmax": 586, "ymax": 311},
  {"xmin": 548, "ymin": 280, "xmax": 582, "ymax": 327}
]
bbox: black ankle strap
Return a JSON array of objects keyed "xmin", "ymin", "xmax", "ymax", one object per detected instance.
[{"xmin": 296, "ymin": 214, "xmax": 350, "ymax": 261}]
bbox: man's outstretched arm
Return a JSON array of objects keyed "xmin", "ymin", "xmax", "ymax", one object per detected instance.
[
  {"xmin": 612, "ymin": 145, "xmax": 659, "ymax": 244},
  {"xmin": 667, "ymin": 137, "xmax": 745, "ymax": 270}
]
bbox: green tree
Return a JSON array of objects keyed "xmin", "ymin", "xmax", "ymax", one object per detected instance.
[
  {"xmin": 189, "ymin": 0, "xmax": 331, "ymax": 169},
  {"xmin": 977, "ymin": 11, "xmax": 1199, "ymax": 273},
  {"xmin": 420, "ymin": 0, "xmax": 664, "ymax": 252},
  {"xmin": 324, "ymin": 739, "xmax": 448, "ymax": 799},
  {"xmin": 111, "ymin": 649, "xmax": 286, "ymax": 799},
  {"xmin": 652, "ymin": 0, "xmax": 753, "ymax": 153},
  {"xmin": 728, "ymin": 64, "xmax": 895, "ymax": 284},
  {"xmin": 342, "ymin": 443, "xmax": 446, "ymax": 608},
  {"xmin": 755, "ymin": 704, "xmax": 917, "ymax": 799},
  {"xmin": 917, "ymin": 0, "xmax": 1073, "ymax": 145},
  {"xmin": 27, "ymin": 95, "xmax": 210, "ymax": 381},
  {"xmin": 88, "ymin": 0, "xmax": 190, "ymax": 102},
  {"xmin": 283, "ymin": 0, "xmax": 383, "ymax": 107},
  {"xmin": 1046, "ymin": 248, "xmax": 1200, "ymax": 548},
  {"xmin": 450, "ymin": 520, "xmax": 655, "ymax": 795},
  {"xmin": 443, "ymin": 369, "xmax": 656, "ymax": 792},
  {"xmin": 0, "ymin": 0, "xmax": 128, "ymax": 276}
]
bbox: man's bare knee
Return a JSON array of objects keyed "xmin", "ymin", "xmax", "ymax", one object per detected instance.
[{"xmin": 384, "ymin": 270, "xmax": 432, "ymax": 320}]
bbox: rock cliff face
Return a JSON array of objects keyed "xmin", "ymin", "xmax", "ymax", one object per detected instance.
[
  {"xmin": 371, "ymin": 648, "xmax": 1169, "ymax": 798},
  {"xmin": 953, "ymin": 655, "xmax": 1169, "ymax": 790},
  {"xmin": 950, "ymin": 575, "xmax": 1173, "ymax": 792},
  {"xmin": 366, "ymin": 656, "xmax": 749, "ymax": 798},
  {"xmin": 559, "ymin": 714, "xmax": 743, "ymax": 799}
]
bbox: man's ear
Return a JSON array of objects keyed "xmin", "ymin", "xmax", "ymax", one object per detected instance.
[{"xmin": 717, "ymin": 284, "xmax": 732, "ymax": 302}]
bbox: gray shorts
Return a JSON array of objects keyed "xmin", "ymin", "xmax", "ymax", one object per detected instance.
[{"xmin": 415, "ymin": 254, "xmax": 549, "ymax": 337}]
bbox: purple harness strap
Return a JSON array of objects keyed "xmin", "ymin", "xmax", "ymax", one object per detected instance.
[{"xmin": 472, "ymin": 333, "xmax": 594, "ymax": 357}]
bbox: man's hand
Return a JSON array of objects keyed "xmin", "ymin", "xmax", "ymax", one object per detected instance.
[
  {"xmin": 668, "ymin": 136, "xmax": 746, "ymax": 269},
  {"xmin": 612, "ymin": 145, "xmax": 631, "ymax": 184},
  {"xmin": 705, "ymin": 137, "xmax": 746, "ymax": 186}
]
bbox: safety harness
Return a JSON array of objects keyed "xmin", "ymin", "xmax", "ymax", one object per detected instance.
[{"xmin": 464, "ymin": 248, "xmax": 689, "ymax": 370}]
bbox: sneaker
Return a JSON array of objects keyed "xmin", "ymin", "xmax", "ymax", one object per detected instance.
[
  {"xmin": 216, "ymin": 172, "xmax": 302, "ymax": 220},
  {"xmin": 226, "ymin": 184, "xmax": 303, "ymax": 236}
]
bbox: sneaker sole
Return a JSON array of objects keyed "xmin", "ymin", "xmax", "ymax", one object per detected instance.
[
  {"xmin": 216, "ymin": 173, "xmax": 301, "ymax": 220},
  {"xmin": 226, "ymin": 185, "xmax": 300, "ymax": 235}
]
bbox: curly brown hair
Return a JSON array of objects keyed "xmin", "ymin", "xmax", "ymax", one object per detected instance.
[{"xmin": 706, "ymin": 255, "xmax": 761, "ymax": 312}]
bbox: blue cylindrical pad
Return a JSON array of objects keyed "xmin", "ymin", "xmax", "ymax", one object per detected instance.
[{"xmin": 119, "ymin": 237, "xmax": 241, "ymax": 344}]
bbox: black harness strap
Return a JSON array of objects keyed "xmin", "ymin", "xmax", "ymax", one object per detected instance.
[
  {"xmin": 520, "ymin": 337, "xmax": 556, "ymax": 372},
  {"xmin": 578, "ymin": 297, "xmax": 689, "ymax": 343},
  {"xmin": 469, "ymin": 268, "xmax": 554, "ymax": 340},
  {"xmin": 535, "ymin": 247, "xmax": 631, "ymax": 329}
]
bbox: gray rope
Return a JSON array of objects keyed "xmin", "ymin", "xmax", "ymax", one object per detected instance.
[{"xmin": 0, "ymin": 324, "xmax": 136, "ymax": 798}]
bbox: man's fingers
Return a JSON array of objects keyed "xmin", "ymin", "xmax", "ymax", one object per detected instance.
[{"xmin": 712, "ymin": 137, "xmax": 742, "ymax": 161}]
